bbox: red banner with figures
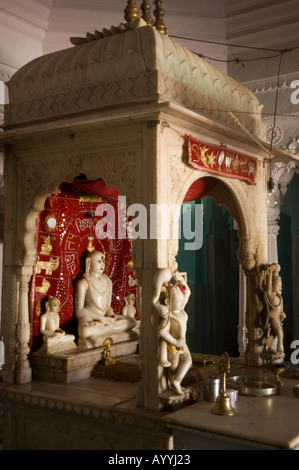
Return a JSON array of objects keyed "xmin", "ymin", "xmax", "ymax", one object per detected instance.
[
  {"xmin": 188, "ymin": 136, "xmax": 257, "ymax": 185},
  {"xmin": 30, "ymin": 179, "xmax": 138, "ymax": 352}
]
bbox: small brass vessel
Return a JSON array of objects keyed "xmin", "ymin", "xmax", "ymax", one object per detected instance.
[{"xmin": 266, "ymin": 362, "xmax": 286, "ymax": 386}]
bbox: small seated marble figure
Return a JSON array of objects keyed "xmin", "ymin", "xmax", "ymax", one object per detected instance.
[
  {"xmin": 38, "ymin": 296, "xmax": 77, "ymax": 354},
  {"xmin": 75, "ymin": 250, "xmax": 138, "ymax": 349},
  {"xmin": 122, "ymin": 293, "xmax": 136, "ymax": 318},
  {"xmin": 152, "ymin": 268, "xmax": 192, "ymax": 397}
]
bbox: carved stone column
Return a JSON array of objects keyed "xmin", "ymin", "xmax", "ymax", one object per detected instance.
[
  {"xmin": 244, "ymin": 264, "xmax": 265, "ymax": 366},
  {"xmin": 237, "ymin": 266, "xmax": 247, "ymax": 359},
  {"xmin": 0, "ymin": 102, "xmax": 4, "ymax": 371},
  {"xmin": 14, "ymin": 268, "xmax": 32, "ymax": 384},
  {"xmin": 267, "ymin": 161, "xmax": 298, "ymax": 263}
]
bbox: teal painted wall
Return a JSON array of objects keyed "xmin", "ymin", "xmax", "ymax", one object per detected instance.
[
  {"xmin": 177, "ymin": 198, "xmax": 240, "ymax": 357},
  {"xmin": 176, "ymin": 174, "xmax": 299, "ymax": 360},
  {"xmin": 278, "ymin": 173, "xmax": 299, "ymax": 358}
]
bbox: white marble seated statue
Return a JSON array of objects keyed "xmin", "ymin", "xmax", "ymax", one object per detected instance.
[
  {"xmin": 75, "ymin": 250, "xmax": 138, "ymax": 349},
  {"xmin": 152, "ymin": 268, "xmax": 192, "ymax": 396},
  {"xmin": 122, "ymin": 292, "xmax": 136, "ymax": 318},
  {"xmin": 38, "ymin": 296, "xmax": 77, "ymax": 354}
]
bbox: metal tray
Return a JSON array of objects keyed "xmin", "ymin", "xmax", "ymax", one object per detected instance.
[{"xmin": 227, "ymin": 375, "xmax": 280, "ymax": 396}]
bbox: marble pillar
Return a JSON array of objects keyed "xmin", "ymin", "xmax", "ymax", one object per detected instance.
[{"xmin": 267, "ymin": 161, "xmax": 298, "ymax": 264}]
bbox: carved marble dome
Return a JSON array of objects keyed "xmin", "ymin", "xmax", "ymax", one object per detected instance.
[{"xmin": 5, "ymin": 19, "xmax": 264, "ymax": 139}]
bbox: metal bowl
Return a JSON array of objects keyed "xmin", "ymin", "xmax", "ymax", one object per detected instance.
[
  {"xmin": 293, "ymin": 384, "xmax": 299, "ymax": 398},
  {"xmin": 227, "ymin": 375, "xmax": 280, "ymax": 396},
  {"xmin": 282, "ymin": 364, "xmax": 299, "ymax": 379}
]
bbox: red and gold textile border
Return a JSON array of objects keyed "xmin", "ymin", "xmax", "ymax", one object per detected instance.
[{"xmin": 188, "ymin": 136, "xmax": 257, "ymax": 185}]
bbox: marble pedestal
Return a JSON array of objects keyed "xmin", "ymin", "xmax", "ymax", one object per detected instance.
[
  {"xmin": 31, "ymin": 340, "xmax": 139, "ymax": 384},
  {"xmin": 92, "ymin": 354, "xmax": 141, "ymax": 383},
  {"xmin": 37, "ymin": 335, "xmax": 77, "ymax": 355}
]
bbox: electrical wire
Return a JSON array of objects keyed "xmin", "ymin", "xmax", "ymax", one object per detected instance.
[
  {"xmin": 269, "ymin": 52, "xmax": 284, "ymax": 155},
  {"xmin": 169, "ymin": 34, "xmax": 298, "ymax": 69},
  {"xmin": 169, "ymin": 34, "xmax": 299, "ymax": 54},
  {"xmin": 168, "ymin": 36, "xmax": 299, "ymax": 159}
]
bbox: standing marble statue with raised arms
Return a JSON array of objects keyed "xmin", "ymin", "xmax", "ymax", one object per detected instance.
[
  {"xmin": 152, "ymin": 268, "xmax": 192, "ymax": 396},
  {"xmin": 75, "ymin": 248, "xmax": 138, "ymax": 349}
]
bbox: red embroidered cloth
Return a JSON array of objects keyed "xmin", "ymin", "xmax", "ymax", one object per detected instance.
[
  {"xmin": 188, "ymin": 136, "xmax": 257, "ymax": 185},
  {"xmin": 30, "ymin": 179, "xmax": 137, "ymax": 351}
]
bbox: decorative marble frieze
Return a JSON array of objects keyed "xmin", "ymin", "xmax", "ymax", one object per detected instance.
[
  {"xmin": 5, "ymin": 24, "xmax": 265, "ymax": 139},
  {"xmin": 270, "ymin": 161, "xmax": 299, "ymax": 195},
  {"xmin": 282, "ymin": 136, "xmax": 299, "ymax": 157},
  {"xmin": 5, "ymin": 71, "xmax": 158, "ymax": 126}
]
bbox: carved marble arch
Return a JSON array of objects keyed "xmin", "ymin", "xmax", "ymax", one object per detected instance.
[
  {"xmin": 22, "ymin": 165, "xmax": 137, "ymax": 269},
  {"xmin": 170, "ymin": 172, "xmax": 255, "ymax": 272},
  {"xmin": 21, "ymin": 167, "xmax": 139, "ymax": 352}
]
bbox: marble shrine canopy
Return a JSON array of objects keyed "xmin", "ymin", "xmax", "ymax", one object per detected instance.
[{"xmin": 4, "ymin": 19, "xmax": 264, "ymax": 139}]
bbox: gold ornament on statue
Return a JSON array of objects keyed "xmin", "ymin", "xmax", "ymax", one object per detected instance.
[
  {"xmin": 87, "ymin": 236, "xmax": 95, "ymax": 253},
  {"xmin": 211, "ymin": 352, "xmax": 236, "ymax": 416}
]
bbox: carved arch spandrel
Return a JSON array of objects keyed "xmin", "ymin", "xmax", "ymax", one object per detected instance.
[
  {"xmin": 168, "ymin": 169, "xmax": 259, "ymax": 272},
  {"xmin": 11, "ymin": 149, "xmax": 141, "ymax": 361},
  {"xmin": 18, "ymin": 149, "xmax": 139, "ymax": 268}
]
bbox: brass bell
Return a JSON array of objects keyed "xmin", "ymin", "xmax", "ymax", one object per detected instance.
[
  {"xmin": 211, "ymin": 352, "xmax": 236, "ymax": 416},
  {"xmin": 211, "ymin": 391, "xmax": 235, "ymax": 416}
]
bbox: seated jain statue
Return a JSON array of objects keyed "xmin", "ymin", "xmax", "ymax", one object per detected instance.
[
  {"xmin": 38, "ymin": 296, "xmax": 77, "ymax": 354},
  {"xmin": 122, "ymin": 292, "xmax": 137, "ymax": 318},
  {"xmin": 152, "ymin": 268, "xmax": 192, "ymax": 397},
  {"xmin": 75, "ymin": 250, "xmax": 138, "ymax": 349}
]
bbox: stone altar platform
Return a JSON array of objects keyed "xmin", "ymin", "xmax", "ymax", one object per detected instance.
[
  {"xmin": 164, "ymin": 359, "xmax": 299, "ymax": 450},
  {"xmin": 31, "ymin": 340, "xmax": 139, "ymax": 384},
  {"xmin": 1, "ymin": 358, "xmax": 299, "ymax": 450}
]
